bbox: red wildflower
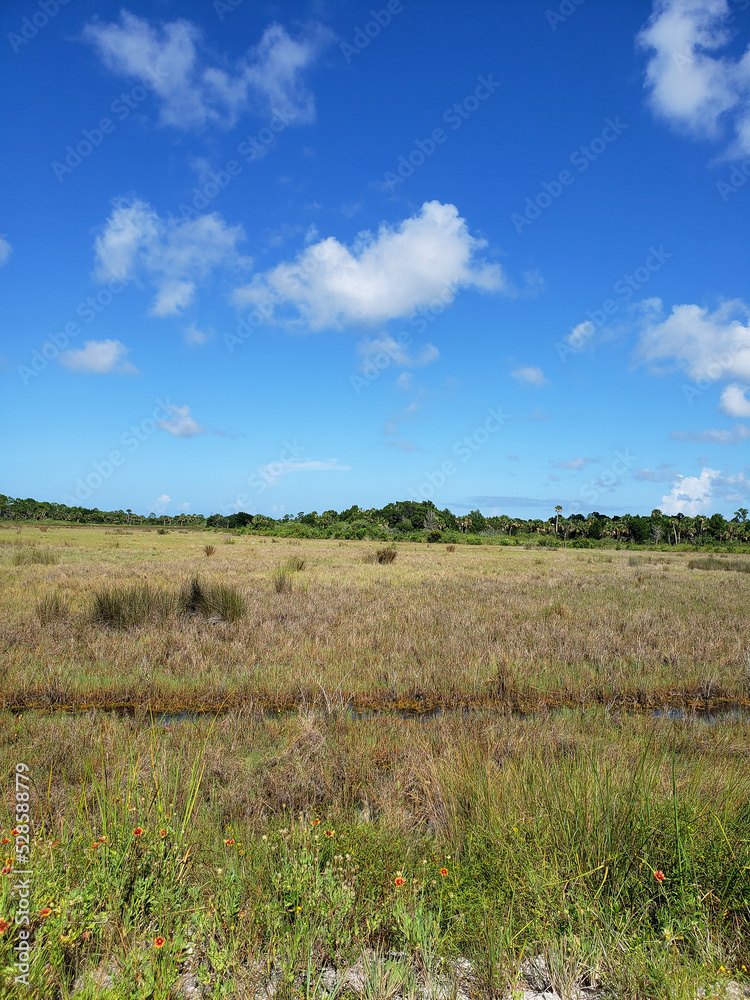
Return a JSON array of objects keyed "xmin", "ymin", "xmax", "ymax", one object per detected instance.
[
  {"xmin": 394, "ymin": 877, "xmax": 405, "ymax": 887},
  {"xmin": 132, "ymin": 828, "xmax": 144, "ymax": 838},
  {"xmin": 40, "ymin": 908, "xmax": 52, "ymax": 917},
  {"xmin": 0, "ymin": 919, "xmax": 10, "ymax": 934},
  {"xmin": 11, "ymin": 829, "xmax": 19, "ymax": 837},
  {"xmin": 154, "ymin": 936, "xmax": 166, "ymax": 948},
  {"xmin": 440, "ymin": 867, "xmax": 449, "ymax": 877},
  {"xmin": 1, "ymin": 838, "xmax": 10, "ymax": 844},
  {"xmin": 324, "ymin": 830, "xmax": 334, "ymax": 837},
  {"xmin": 653, "ymin": 870, "xmax": 666, "ymax": 882},
  {"xmin": 311, "ymin": 819, "xmax": 321, "ymax": 826},
  {"xmin": 159, "ymin": 829, "xmax": 167, "ymax": 838},
  {"xmin": 1, "ymin": 867, "xmax": 10, "ymax": 876}
]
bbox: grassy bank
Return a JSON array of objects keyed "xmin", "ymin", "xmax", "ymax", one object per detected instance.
[
  {"xmin": 1, "ymin": 709, "xmax": 749, "ymax": 997},
  {"xmin": 1, "ymin": 526, "xmax": 749, "ymax": 714}
]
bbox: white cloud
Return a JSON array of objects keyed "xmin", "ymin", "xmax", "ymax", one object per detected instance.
[
  {"xmin": 660, "ymin": 466, "xmax": 721, "ymax": 514},
  {"xmin": 359, "ymin": 335, "xmax": 439, "ymax": 370},
  {"xmin": 232, "ymin": 201, "xmax": 506, "ymax": 330},
  {"xmin": 636, "ymin": 298, "xmax": 750, "ymax": 384},
  {"xmin": 670, "ymin": 424, "xmax": 750, "ymax": 443},
  {"xmin": 553, "ymin": 457, "xmax": 599, "ymax": 470},
  {"xmin": 395, "ymin": 372, "xmax": 413, "ymax": 390},
  {"xmin": 94, "ymin": 198, "xmax": 250, "ymax": 316},
  {"xmin": 157, "ymin": 404, "xmax": 204, "ymax": 438},
  {"xmin": 0, "ymin": 235, "xmax": 12, "ymax": 266},
  {"xmin": 59, "ymin": 339, "xmax": 138, "ymax": 374},
  {"xmin": 153, "ymin": 494, "xmax": 171, "ymax": 513},
  {"xmin": 259, "ymin": 458, "xmax": 351, "ymax": 485},
  {"xmin": 183, "ymin": 323, "xmax": 210, "ymax": 346},
  {"xmin": 512, "ymin": 365, "xmax": 547, "ymax": 386},
  {"xmin": 83, "ymin": 12, "xmax": 331, "ymax": 130},
  {"xmin": 719, "ymin": 383, "xmax": 750, "ymax": 416},
  {"xmin": 563, "ymin": 320, "xmax": 596, "ymax": 352},
  {"xmin": 638, "ymin": 0, "xmax": 750, "ymax": 156}
]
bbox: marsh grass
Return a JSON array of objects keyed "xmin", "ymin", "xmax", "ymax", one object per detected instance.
[
  {"xmin": 12, "ymin": 546, "xmax": 58, "ymax": 566},
  {"xmin": 179, "ymin": 575, "xmax": 245, "ymax": 622},
  {"xmin": 688, "ymin": 555, "xmax": 750, "ymax": 573},
  {"xmin": 1, "ymin": 709, "xmax": 749, "ymax": 997},
  {"xmin": 375, "ymin": 547, "xmax": 397, "ymax": 564},
  {"xmin": 203, "ymin": 544, "xmax": 216, "ymax": 556},
  {"xmin": 35, "ymin": 592, "xmax": 69, "ymax": 625},
  {"xmin": 90, "ymin": 583, "xmax": 176, "ymax": 630}
]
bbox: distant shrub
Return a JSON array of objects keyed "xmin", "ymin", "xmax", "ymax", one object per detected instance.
[
  {"xmin": 446, "ymin": 544, "xmax": 456, "ymax": 552},
  {"xmin": 36, "ymin": 593, "xmax": 69, "ymax": 624},
  {"xmin": 204, "ymin": 545, "xmax": 216, "ymax": 556},
  {"xmin": 426, "ymin": 530, "xmax": 443, "ymax": 543},
  {"xmin": 13, "ymin": 547, "xmax": 58, "ymax": 566},
  {"xmin": 157, "ymin": 527, "xmax": 169, "ymax": 535},
  {"xmin": 375, "ymin": 547, "xmax": 397, "ymax": 564},
  {"xmin": 284, "ymin": 555, "xmax": 306, "ymax": 572},
  {"xmin": 466, "ymin": 536, "xmax": 482, "ymax": 545},
  {"xmin": 571, "ymin": 538, "xmax": 591, "ymax": 548},
  {"xmin": 223, "ymin": 537, "xmax": 235, "ymax": 545}
]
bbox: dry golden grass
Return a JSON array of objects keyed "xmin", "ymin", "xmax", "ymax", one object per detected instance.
[{"xmin": 0, "ymin": 524, "xmax": 748, "ymax": 712}]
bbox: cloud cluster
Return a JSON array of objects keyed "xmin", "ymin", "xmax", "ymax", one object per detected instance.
[
  {"xmin": 59, "ymin": 339, "xmax": 138, "ymax": 375},
  {"xmin": 83, "ymin": 11, "xmax": 331, "ymax": 130},
  {"xmin": 359, "ymin": 335, "xmax": 439, "ymax": 370},
  {"xmin": 659, "ymin": 465, "xmax": 749, "ymax": 514},
  {"xmin": 0, "ymin": 236, "xmax": 11, "ymax": 267},
  {"xmin": 670, "ymin": 424, "xmax": 750, "ymax": 443},
  {"xmin": 512, "ymin": 365, "xmax": 547, "ymax": 386},
  {"xmin": 636, "ymin": 297, "xmax": 750, "ymax": 388},
  {"xmin": 639, "ymin": 0, "xmax": 750, "ymax": 156},
  {"xmin": 553, "ymin": 457, "xmax": 599, "ymax": 470},
  {"xmin": 259, "ymin": 459, "xmax": 351, "ymax": 485},
  {"xmin": 232, "ymin": 201, "xmax": 506, "ymax": 330},
  {"xmin": 94, "ymin": 198, "xmax": 250, "ymax": 316},
  {"xmin": 157, "ymin": 404, "xmax": 204, "ymax": 438}
]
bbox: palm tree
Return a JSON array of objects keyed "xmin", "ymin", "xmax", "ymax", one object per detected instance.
[
  {"xmin": 734, "ymin": 508, "xmax": 748, "ymax": 523},
  {"xmin": 554, "ymin": 505, "xmax": 562, "ymax": 535}
]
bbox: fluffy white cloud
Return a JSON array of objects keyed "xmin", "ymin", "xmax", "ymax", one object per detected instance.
[
  {"xmin": 83, "ymin": 12, "xmax": 331, "ymax": 130},
  {"xmin": 563, "ymin": 320, "xmax": 595, "ymax": 352},
  {"xmin": 636, "ymin": 298, "xmax": 750, "ymax": 384},
  {"xmin": 359, "ymin": 335, "xmax": 439, "ymax": 370},
  {"xmin": 719, "ymin": 383, "xmax": 750, "ymax": 416},
  {"xmin": 0, "ymin": 235, "xmax": 12, "ymax": 266},
  {"xmin": 232, "ymin": 201, "xmax": 506, "ymax": 330},
  {"xmin": 660, "ymin": 467, "xmax": 720, "ymax": 515},
  {"xmin": 670, "ymin": 424, "xmax": 750, "ymax": 443},
  {"xmin": 157, "ymin": 404, "xmax": 204, "ymax": 438},
  {"xmin": 153, "ymin": 494, "xmax": 171, "ymax": 513},
  {"xmin": 638, "ymin": 0, "xmax": 750, "ymax": 155},
  {"xmin": 512, "ymin": 365, "xmax": 547, "ymax": 386},
  {"xmin": 94, "ymin": 198, "xmax": 250, "ymax": 316},
  {"xmin": 59, "ymin": 339, "xmax": 138, "ymax": 374}
]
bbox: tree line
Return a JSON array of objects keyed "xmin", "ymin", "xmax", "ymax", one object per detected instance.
[{"xmin": 2, "ymin": 493, "xmax": 748, "ymax": 546}]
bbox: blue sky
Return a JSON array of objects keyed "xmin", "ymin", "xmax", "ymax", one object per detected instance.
[{"xmin": 1, "ymin": 0, "xmax": 749, "ymax": 519}]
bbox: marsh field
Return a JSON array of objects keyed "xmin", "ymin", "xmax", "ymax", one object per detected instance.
[{"xmin": 1, "ymin": 525, "xmax": 749, "ymax": 998}]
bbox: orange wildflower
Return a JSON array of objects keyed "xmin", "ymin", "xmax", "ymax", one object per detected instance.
[
  {"xmin": 40, "ymin": 908, "xmax": 52, "ymax": 917},
  {"xmin": 653, "ymin": 870, "xmax": 666, "ymax": 882},
  {"xmin": 394, "ymin": 877, "xmax": 405, "ymax": 887},
  {"xmin": 440, "ymin": 867, "xmax": 448, "ymax": 876},
  {"xmin": 132, "ymin": 828, "xmax": 144, "ymax": 837},
  {"xmin": 153, "ymin": 936, "xmax": 166, "ymax": 948},
  {"xmin": 0, "ymin": 919, "xmax": 10, "ymax": 934}
]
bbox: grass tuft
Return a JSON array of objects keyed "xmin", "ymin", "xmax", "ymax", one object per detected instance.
[
  {"xmin": 12, "ymin": 547, "xmax": 59, "ymax": 566},
  {"xmin": 375, "ymin": 547, "xmax": 397, "ymax": 564},
  {"xmin": 90, "ymin": 583, "xmax": 175, "ymax": 629},
  {"xmin": 35, "ymin": 592, "xmax": 69, "ymax": 624},
  {"xmin": 179, "ymin": 575, "xmax": 245, "ymax": 622},
  {"xmin": 688, "ymin": 556, "xmax": 750, "ymax": 573},
  {"xmin": 204, "ymin": 545, "xmax": 216, "ymax": 556}
]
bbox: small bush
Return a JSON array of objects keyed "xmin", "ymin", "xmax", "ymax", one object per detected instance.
[
  {"xmin": 375, "ymin": 547, "xmax": 397, "ymax": 564},
  {"xmin": 36, "ymin": 593, "xmax": 69, "ymax": 624},
  {"xmin": 204, "ymin": 545, "xmax": 216, "ymax": 556},
  {"xmin": 157, "ymin": 527, "xmax": 169, "ymax": 535},
  {"xmin": 91, "ymin": 584, "xmax": 174, "ymax": 630},
  {"xmin": 446, "ymin": 544, "xmax": 456, "ymax": 552},
  {"xmin": 426, "ymin": 530, "xmax": 443, "ymax": 543},
  {"xmin": 284, "ymin": 555, "xmax": 306, "ymax": 572},
  {"xmin": 12, "ymin": 547, "xmax": 59, "ymax": 566},
  {"xmin": 273, "ymin": 569, "xmax": 292, "ymax": 593},
  {"xmin": 223, "ymin": 537, "xmax": 235, "ymax": 545},
  {"xmin": 179, "ymin": 576, "xmax": 244, "ymax": 622},
  {"xmin": 39, "ymin": 525, "xmax": 48, "ymax": 533}
]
